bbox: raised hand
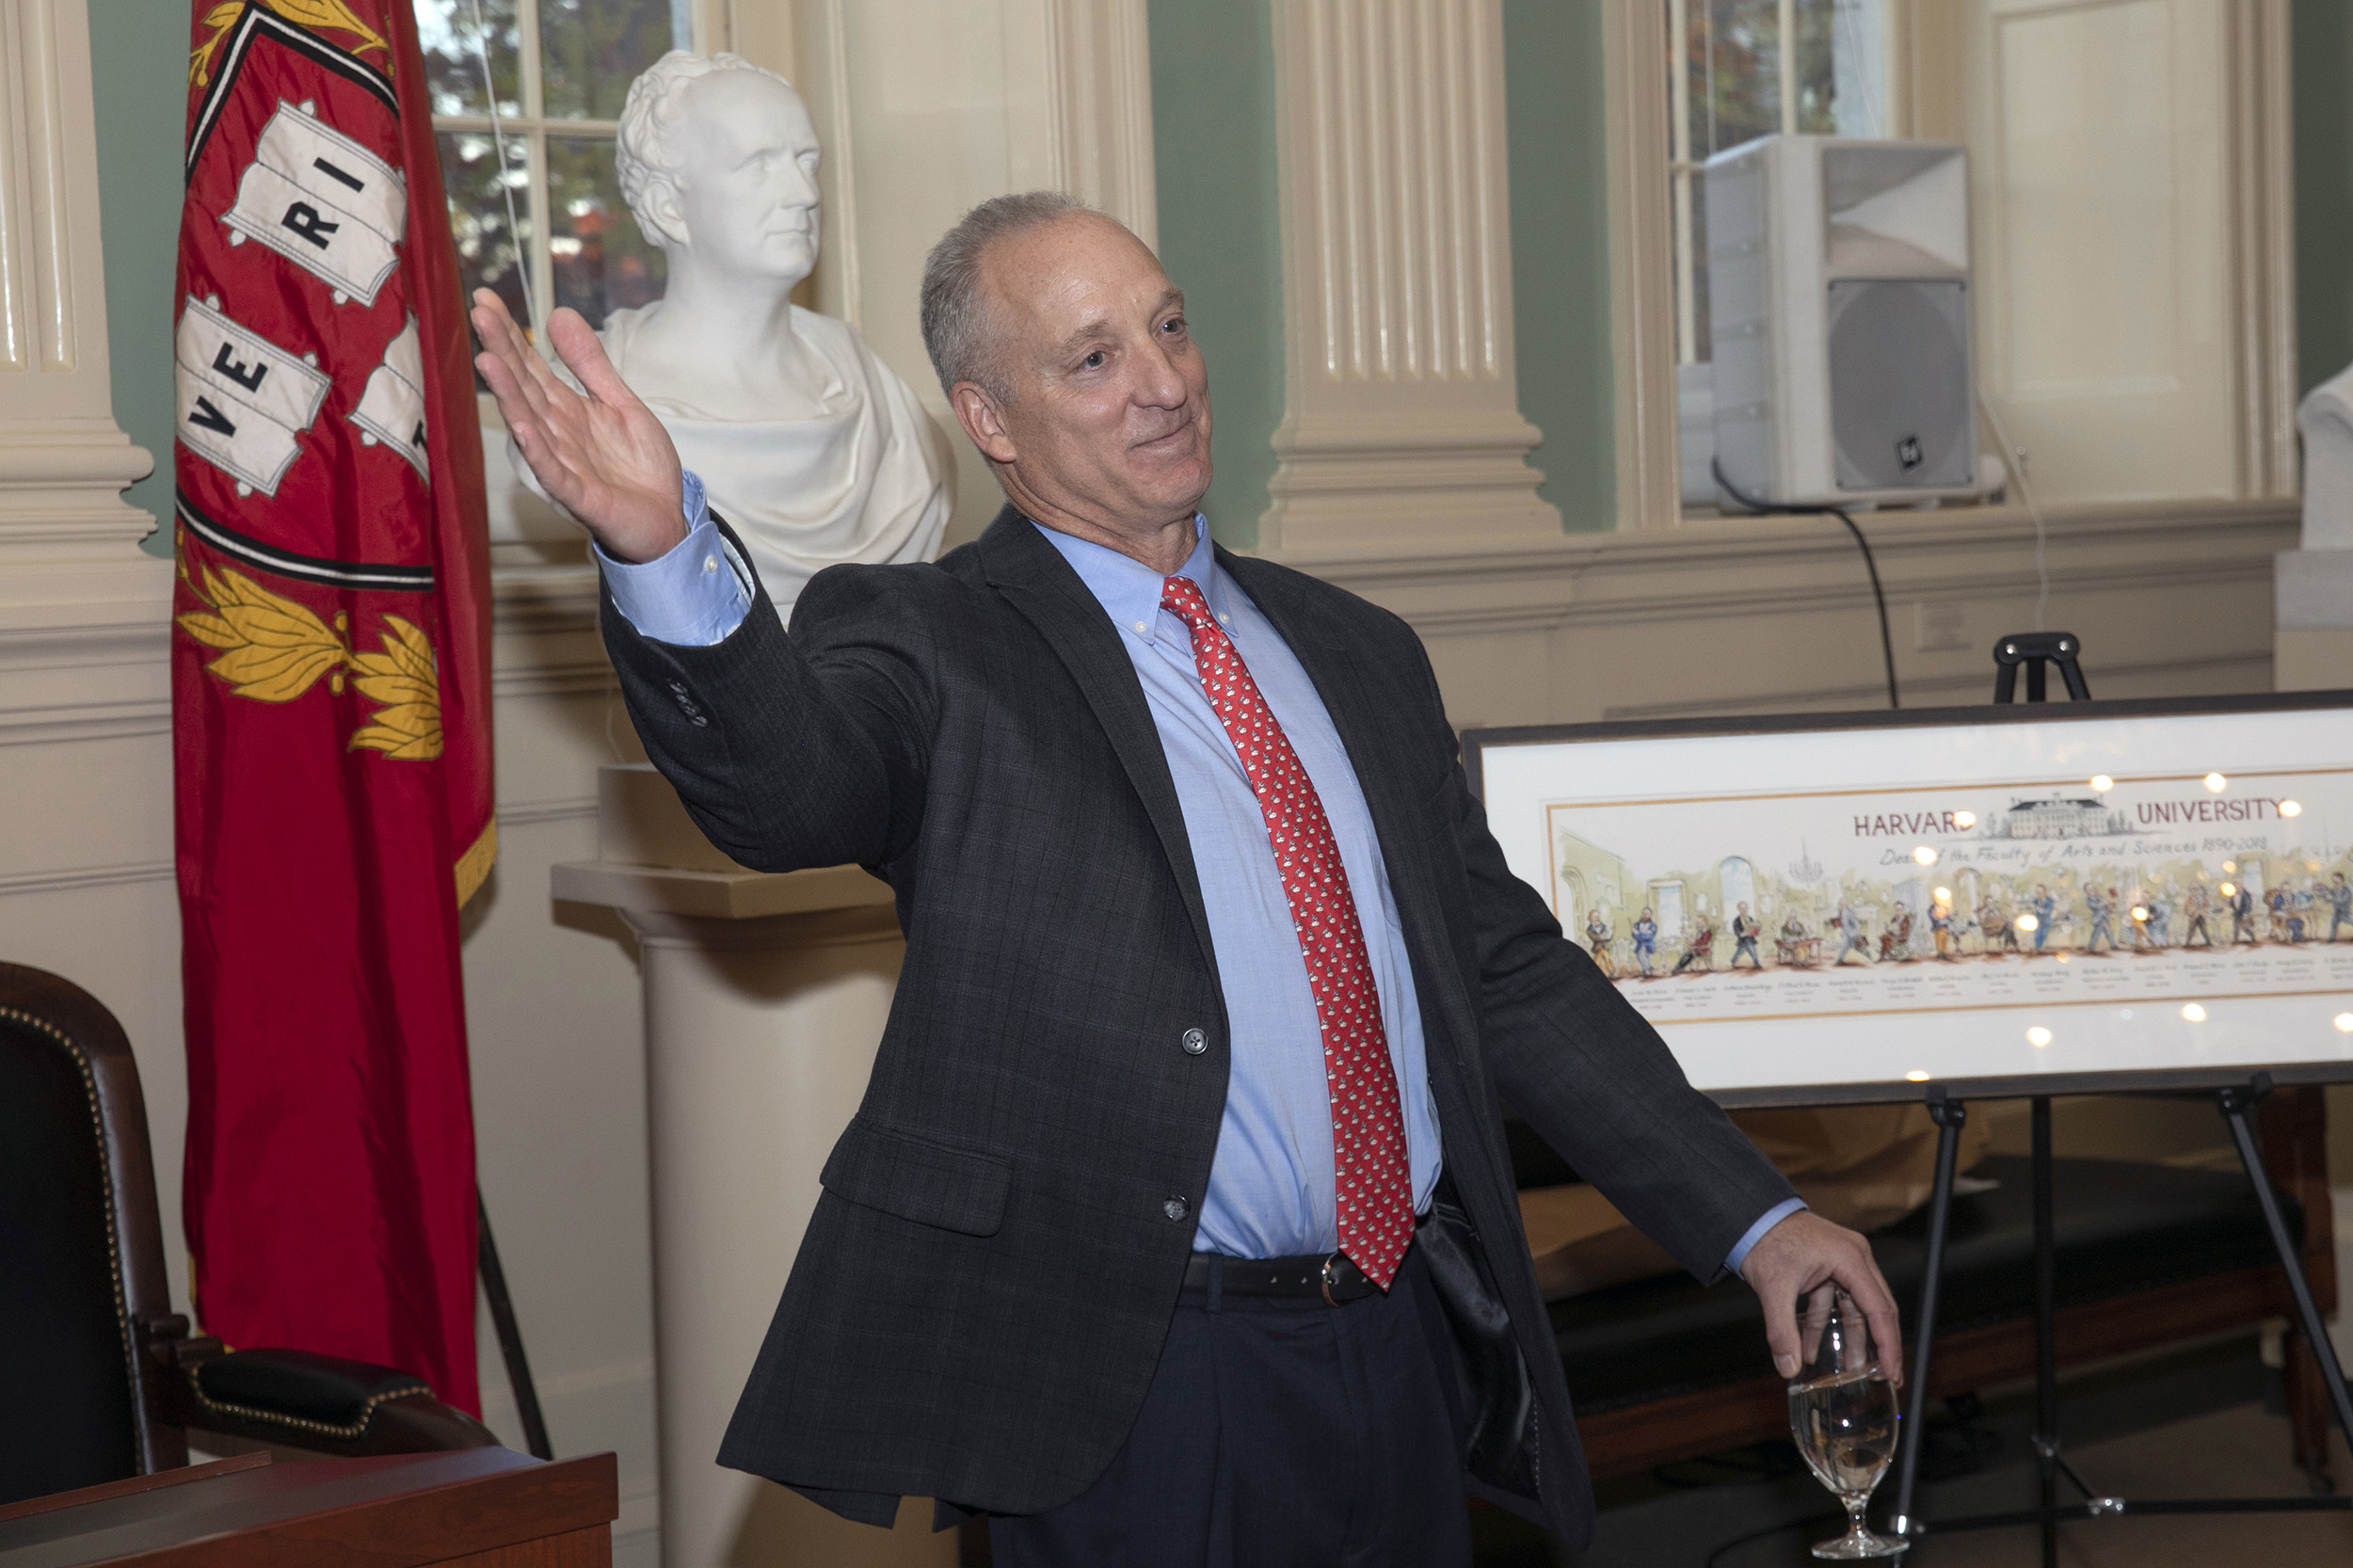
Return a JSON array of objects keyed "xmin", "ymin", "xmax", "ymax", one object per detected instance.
[{"xmin": 471, "ymin": 291, "xmax": 687, "ymax": 564}]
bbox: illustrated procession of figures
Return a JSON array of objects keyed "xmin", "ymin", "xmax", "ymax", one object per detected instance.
[{"xmin": 1552, "ymin": 778, "xmax": 2353, "ymax": 1005}]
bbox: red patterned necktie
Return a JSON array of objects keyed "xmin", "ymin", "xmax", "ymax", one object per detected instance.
[{"xmin": 1160, "ymin": 574, "xmax": 1417, "ymax": 1288}]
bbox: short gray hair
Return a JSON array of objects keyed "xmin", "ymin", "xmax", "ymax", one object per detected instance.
[
  {"xmin": 919, "ymin": 191, "xmax": 1093, "ymax": 400},
  {"xmin": 616, "ymin": 52, "xmax": 797, "ymax": 250}
]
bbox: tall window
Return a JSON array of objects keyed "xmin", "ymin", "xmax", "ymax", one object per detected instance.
[
  {"xmin": 416, "ymin": 1, "xmax": 695, "ymax": 341},
  {"xmin": 1665, "ymin": 0, "xmax": 1888, "ymax": 369}
]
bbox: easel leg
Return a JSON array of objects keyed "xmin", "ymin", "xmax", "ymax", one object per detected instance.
[
  {"xmin": 2031, "ymin": 1097, "xmax": 2059, "ymax": 1568},
  {"xmin": 2219, "ymin": 1077, "xmax": 2353, "ymax": 1484},
  {"xmin": 2287, "ymin": 1324, "xmax": 2334, "ymax": 1491},
  {"xmin": 1890, "ymin": 1092, "xmax": 1966, "ymax": 1544}
]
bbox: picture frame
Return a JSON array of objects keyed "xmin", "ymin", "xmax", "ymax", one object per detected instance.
[{"xmin": 1465, "ymin": 693, "xmax": 2353, "ymax": 1107}]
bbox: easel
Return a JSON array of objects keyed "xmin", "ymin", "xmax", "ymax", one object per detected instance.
[
  {"xmin": 1991, "ymin": 632, "xmax": 2089, "ymax": 704},
  {"xmin": 1882, "ymin": 640, "xmax": 2353, "ymax": 1560}
]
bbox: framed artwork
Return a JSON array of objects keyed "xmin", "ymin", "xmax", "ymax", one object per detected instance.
[{"xmin": 1465, "ymin": 693, "xmax": 2353, "ymax": 1106}]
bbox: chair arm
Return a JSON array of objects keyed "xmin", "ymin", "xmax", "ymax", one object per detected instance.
[{"xmin": 147, "ymin": 1329, "xmax": 499, "ymax": 1456}]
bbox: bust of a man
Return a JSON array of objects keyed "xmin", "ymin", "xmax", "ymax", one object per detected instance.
[{"xmin": 603, "ymin": 52, "xmax": 951, "ymax": 618}]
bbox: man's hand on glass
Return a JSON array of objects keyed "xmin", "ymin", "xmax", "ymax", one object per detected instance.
[
  {"xmin": 1740, "ymin": 1208, "xmax": 1905, "ymax": 1384},
  {"xmin": 470, "ymin": 290, "xmax": 688, "ymax": 565}
]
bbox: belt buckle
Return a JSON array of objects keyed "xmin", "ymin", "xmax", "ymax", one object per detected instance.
[{"xmin": 1319, "ymin": 1251, "xmax": 1344, "ymax": 1306}]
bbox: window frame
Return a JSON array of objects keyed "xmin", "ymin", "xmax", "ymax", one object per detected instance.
[
  {"xmin": 424, "ymin": 0, "xmax": 726, "ymax": 410},
  {"xmin": 1603, "ymin": 0, "xmax": 2297, "ymax": 531}
]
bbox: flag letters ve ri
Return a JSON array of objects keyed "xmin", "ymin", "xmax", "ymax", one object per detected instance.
[{"xmin": 223, "ymin": 99, "xmax": 407, "ymax": 306}]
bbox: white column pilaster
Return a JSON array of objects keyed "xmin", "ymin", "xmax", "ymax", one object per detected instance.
[
  {"xmin": 552, "ymin": 766, "xmax": 952, "ymax": 1568},
  {"xmin": 1258, "ymin": 0, "xmax": 1557, "ymax": 555},
  {"xmin": 0, "ymin": 0, "xmax": 170, "ymax": 847},
  {"xmin": 0, "ymin": 0, "xmax": 159, "ymax": 574}
]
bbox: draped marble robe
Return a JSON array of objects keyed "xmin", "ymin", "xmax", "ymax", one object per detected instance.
[{"xmin": 584, "ymin": 300, "xmax": 952, "ymax": 624}]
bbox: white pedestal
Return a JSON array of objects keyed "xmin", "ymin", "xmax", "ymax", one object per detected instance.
[{"xmin": 555, "ymin": 766, "xmax": 954, "ymax": 1568}]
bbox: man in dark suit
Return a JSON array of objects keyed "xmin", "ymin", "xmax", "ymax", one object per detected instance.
[{"xmin": 472, "ymin": 192, "xmax": 1898, "ymax": 1564}]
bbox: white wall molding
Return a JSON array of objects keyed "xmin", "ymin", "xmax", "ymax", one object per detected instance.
[
  {"xmin": 0, "ymin": 857, "xmax": 173, "ymax": 897},
  {"xmin": 1602, "ymin": 648, "xmax": 2277, "ymax": 723},
  {"xmin": 500, "ymin": 794, "xmax": 600, "ymax": 827},
  {"xmin": 1268, "ymin": 497, "xmax": 2295, "ymax": 728},
  {"xmin": 0, "ymin": 695, "xmax": 168, "ymax": 746},
  {"xmin": 1257, "ymin": 0, "xmax": 1557, "ymax": 553}
]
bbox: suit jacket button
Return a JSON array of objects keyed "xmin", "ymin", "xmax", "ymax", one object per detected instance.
[
  {"xmin": 1180, "ymin": 1027, "xmax": 1208, "ymax": 1055},
  {"xmin": 1161, "ymin": 1195, "xmax": 1190, "ymax": 1222}
]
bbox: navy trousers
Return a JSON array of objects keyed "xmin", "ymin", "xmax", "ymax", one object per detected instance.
[{"xmin": 986, "ymin": 1245, "xmax": 1473, "ymax": 1568}]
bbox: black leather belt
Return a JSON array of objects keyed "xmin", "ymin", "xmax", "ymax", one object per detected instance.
[{"xmin": 1182, "ymin": 1249, "xmax": 1385, "ymax": 1305}]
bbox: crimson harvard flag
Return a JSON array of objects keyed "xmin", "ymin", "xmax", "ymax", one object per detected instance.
[{"xmin": 173, "ymin": 0, "xmax": 493, "ymax": 1412}]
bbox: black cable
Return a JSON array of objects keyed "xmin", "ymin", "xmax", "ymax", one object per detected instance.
[
  {"xmin": 478, "ymin": 1192, "xmax": 553, "ymax": 1460},
  {"xmin": 1712, "ymin": 459, "xmax": 1901, "ymax": 710}
]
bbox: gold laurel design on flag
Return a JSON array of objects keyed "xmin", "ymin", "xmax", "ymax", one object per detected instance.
[
  {"xmin": 176, "ymin": 560, "xmax": 350, "ymax": 701},
  {"xmin": 346, "ymin": 616, "xmax": 443, "ymax": 760},
  {"xmin": 175, "ymin": 556, "xmax": 443, "ymax": 761},
  {"xmin": 190, "ymin": 0, "xmax": 390, "ymax": 87}
]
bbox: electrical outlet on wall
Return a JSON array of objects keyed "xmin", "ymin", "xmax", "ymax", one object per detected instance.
[{"xmin": 1914, "ymin": 600, "xmax": 1967, "ymax": 652}]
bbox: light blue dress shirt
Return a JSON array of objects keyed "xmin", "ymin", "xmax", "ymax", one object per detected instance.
[
  {"xmin": 599, "ymin": 476, "xmax": 1801, "ymax": 1272},
  {"xmin": 1032, "ymin": 517, "xmax": 1442, "ymax": 1256}
]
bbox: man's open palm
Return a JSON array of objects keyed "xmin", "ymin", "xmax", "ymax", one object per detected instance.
[{"xmin": 471, "ymin": 291, "xmax": 687, "ymax": 564}]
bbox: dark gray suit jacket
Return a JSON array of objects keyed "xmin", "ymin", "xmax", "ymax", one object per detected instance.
[{"xmin": 600, "ymin": 506, "xmax": 1794, "ymax": 1546}]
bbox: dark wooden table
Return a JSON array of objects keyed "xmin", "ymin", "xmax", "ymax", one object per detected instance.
[{"xmin": 0, "ymin": 1448, "xmax": 617, "ymax": 1567}]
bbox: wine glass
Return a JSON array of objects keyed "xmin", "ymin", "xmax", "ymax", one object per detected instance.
[{"xmin": 1787, "ymin": 1286, "xmax": 1905, "ymax": 1559}]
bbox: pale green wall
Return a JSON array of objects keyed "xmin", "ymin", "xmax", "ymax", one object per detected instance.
[
  {"xmin": 89, "ymin": 1, "xmax": 188, "ymax": 560},
  {"xmin": 2296, "ymin": 0, "xmax": 2353, "ymax": 394},
  {"xmin": 1500, "ymin": 0, "xmax": 1619, "ymax": 532},
  {"xmin": 1147, "ymin": 0, "xmax": 1284, "ymax": 550}
]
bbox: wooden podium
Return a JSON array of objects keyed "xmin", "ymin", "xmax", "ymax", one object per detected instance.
[{"xmin": 0, "ymin": 1449, "xmax": 617, "ymax": 1567}]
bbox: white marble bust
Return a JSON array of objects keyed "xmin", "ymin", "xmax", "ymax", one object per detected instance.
[{"xmin": 600, "ymin": 52, "xmax": 951, "ymax": 619}]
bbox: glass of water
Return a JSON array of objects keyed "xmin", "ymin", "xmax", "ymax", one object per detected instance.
[{"xmin": 1787, "ymin": 1286, "xmax": 1905, "ymax": 1559}]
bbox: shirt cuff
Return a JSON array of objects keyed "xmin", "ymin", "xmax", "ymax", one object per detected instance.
[
  {"xmin": 1726, "ymin": 1196, "xmax": 1808, "ymax": 1275},
  {"xmin": 594, "ymin": 471, "xmax": 752, "ymax": 647}
]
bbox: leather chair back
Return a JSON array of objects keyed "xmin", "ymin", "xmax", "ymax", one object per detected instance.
[{"xmin": 0, "ymin": 964, "xmax": 184, "ymax": 1504}]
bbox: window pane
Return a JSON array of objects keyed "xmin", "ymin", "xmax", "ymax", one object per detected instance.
[
  {"xmin": 439, "ymin": 128, "xmax": 531, "ymax": 338},
  {"xmin": 415, "ymin": 0, "xmax": 520, "ymax": 120},
  {"xmin": 538, "ymin": 0, "xmax": 689, "ymax": 121},
  {"xmin": 1666, "ymin": 1, "xmax": 1887, "ymax": 374},
  {"xmin": 1697, "ymin": 0, "xmax": 1784, "ymax": 158},
  {"xmin": 547, "ymin": 135, "xmax": 667, "ymax": 330}
]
